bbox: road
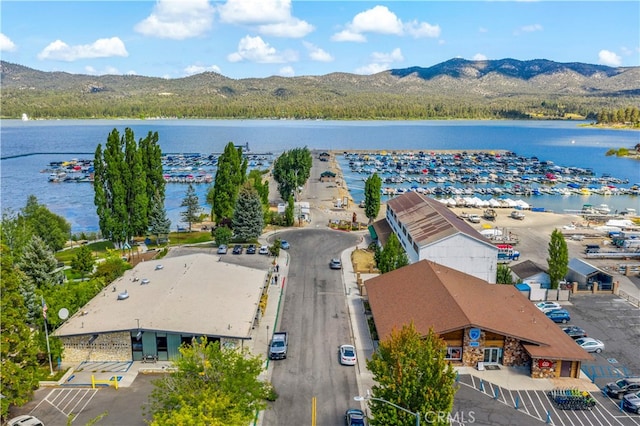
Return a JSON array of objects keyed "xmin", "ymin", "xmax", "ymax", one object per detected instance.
[{"xmin": 263, "ymin": 228, "xmax": 360, "ymax": 426}]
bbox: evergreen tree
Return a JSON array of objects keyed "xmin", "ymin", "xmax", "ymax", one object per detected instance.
[
  {"xmin": 18, "ymin": 235, "xmax": 63, "ymax": 289},
  {"xmin": 232, "ymin": 184, "xmax": 264, "ymax": 242},
  {"xmin": 147, "ymin": 337, "xmax": 269, "ymax": 425},
  {"xmin": 547, "ymin": 229, "xmax": 569, "ymax": 289},
  {"xmin": 364, "ymin": 173, "xmax": 382, "ymax": 223},
  {"xmin": 284, "ymin": 195, "xmax": 295, "ymax": 226},
  {"xmin": 71, "ymin": 244, "xmax": 95, "ymax": 279},
  {"xmin": 210, "ymin": 142, "xmax": 247, "ymax": 223},
  {"xmin": 377, "ymin": 233, "xmax": 409, "ymax": 273},
  {"xmin": 180, "ymin": 184, "xmax": 200, "ymax": 232},
  {"xmin": 148, "ymin": 189, "xmax": 172, "ymax": 244},
  {"xmin": 366, "ymin": 323, "xmax": 457, "ymax": 426},
  {"xmin": 0, "ymin": 245, "xmax": 40, "ymax": 419}
]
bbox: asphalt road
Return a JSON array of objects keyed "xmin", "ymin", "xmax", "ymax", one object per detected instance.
[{"xmin": 262, "ymin": 228, "xmax": 360, "ymax": 426}]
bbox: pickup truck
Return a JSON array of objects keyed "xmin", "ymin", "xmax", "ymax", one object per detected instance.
[{"xmin": 269, "ymin": 331, "xmax": 288, "ymax": 360}]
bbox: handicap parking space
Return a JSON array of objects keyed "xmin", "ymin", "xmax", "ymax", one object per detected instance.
[
  {"xmin": 457, "ymin": 374, "xmax": 640, "ymax": 425},
  {"xmin": 27, "ymin": 388, "xmax": 101, "ymax": 425}
]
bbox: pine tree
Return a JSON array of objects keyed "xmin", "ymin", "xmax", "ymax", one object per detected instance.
[
  {"xmin": 18, "ymin": 235, "xmax": 63, "ymax": 288},
  {"xmin": 180, "ymin": 184, "xmax": 201, "ymax": 232},
  {"xmin": 148, "ymin": 189, "xmax": 171, "ymax": 244},
  {"xmin": 366, "ymin": 323, "xmax": 457, "ymax": 426},
  {"xmin": 232, "ymin": 185, "xmax": 264, "ymax": 242},
  {"xmin": 364, "ymin": 173, "xmax": 382, "ymax": 223},
  {"xmin": 547, "ymin": 229, "xmax": 569, "ymax": 289},
  {"xmin": 0, "ymin": 245, "xmax": 40, "ymax": 419},
  {"xmin": 496, "ymin": 263, "xmax": 514, "ymax": 284}
]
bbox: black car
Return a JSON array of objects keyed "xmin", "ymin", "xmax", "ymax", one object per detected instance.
[
  {"xmin": 232, "ymin": 244, "xmax": 243, "ymax": 255},
  {"xmin": 246, "ymin": 244, "xmax": 256, "ymax": 254},
  {"xmin": 603, "ymin": 377, "xmax": 640, "ymax": 399},
  {"xmin": 561, "ymin": 326, "xmax": 587, "ymax": 339}
]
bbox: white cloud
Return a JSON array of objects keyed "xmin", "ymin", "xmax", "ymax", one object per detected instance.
[
  {"xmin": 515, "ymin": 24, "xmax": 543, "ymax": 35},
  {"xmin": 472, "ymin": 53, "xmax": 487, "ymax": 61},
  {"xmin": 184, "ymin": 64, "xmax": 222, "ymax": 75},
  {"xmin": 104, "ymin": 66, "xmax": 120, "ymax": 75},
  {"xmin": 356, "ymin": 48, "xmax": 403, "ymax": 75},
  {"xmin": 333, "ymin": 5, "xmax": 438, "ymax": 42},
  {"xmin": 303, "ymin": 41, "xmax": 333, "ymax": 62},
  {"xmin": 278, "ymin": 66, "xmax": 295, "ymax": 77},
  {"xmin": 0, "ymin": 33, "xmax": 17, "ymax": 52},
  {"xmin": 227, "ymin": 35, "xmax": 297, "ymax": 63},
  {"xmin": 84, "ymin": 66, "xmax": 97, "ymax": 74},
  {"xmin": 258, "ymin": 18, "xmax": 314, "ymax": 38},
  {"xmin": 598, "ymin": 50, "xmax": 622, "ymax": 66},
  {"xmin": 404, "ymin": 20, "xmax": 441, "ymax": 38},
  {"xmin": 218, "ymin": 0, "xmax": 291, "ymax": 25},
  {"xmin": 331, "ymin": 30, "xmax": 366, "ymax": 43},
  {"xmin": 38, "ymin": 37, "xmax": 128, "ymax": 61},
  {"xmin": 355, "ymin": 63, "xmax": 390, "ymax": 75},
  {"xmin": 134, "ymin": 0, "xmax": 214, "ymax": 40}
]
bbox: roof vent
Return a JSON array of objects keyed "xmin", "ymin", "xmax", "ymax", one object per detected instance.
[{"xmin": 117, "ymin": 290, "xmax": 129, "ymax": 300}]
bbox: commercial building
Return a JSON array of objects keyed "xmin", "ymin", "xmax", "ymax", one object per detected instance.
[
  {"xmin": 374, "ymin": 191, "xmax": 498, "ymax": 282},
  {"xmin": 365, "ymin": 260, "xmax": 593, "ymax": 379},
  {"xmin": 53, "ymin": 253, "xmax": 267, "ymax": 363}
]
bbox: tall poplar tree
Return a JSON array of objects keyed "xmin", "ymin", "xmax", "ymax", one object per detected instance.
[
  {"xmin": 138, "ymin": 131, "xmax": 165, "ymax": 212},
  {"xmin": 367, "ymin": 323, "xmax": 457, "ymax": 426},
  {"xmin": 547, "ymin": 229, "xmax": 569, "ymax": 289},
  {"xmin": 364, "ymin": 173, "xmax": 382, "ymax": 223},
  {"xmin": 125, "ymin": 130, "xmax": 149, "ymax": 236},
  {"xmin": 210, "ymin": 142, "xmax": 247, "ymax": 223}
]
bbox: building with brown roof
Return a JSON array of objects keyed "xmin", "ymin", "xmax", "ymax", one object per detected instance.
[
  {"xmin": 365, "ymin": 260, "xmax": 593, "ymax": 379},
  {"xmin": 383, "ymin": 191, "xmax": 498, "ymax": 282}
]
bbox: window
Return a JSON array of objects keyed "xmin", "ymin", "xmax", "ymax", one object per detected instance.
[
  {"xmin": 446, "ymin": 347, "xmax": 462, "ymax": 360},
  {"xmin": 157, "ymin": 335, "xmax": 168, "ymax": 352}
]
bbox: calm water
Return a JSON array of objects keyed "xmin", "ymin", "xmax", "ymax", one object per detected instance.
[{"xmin": 1, "ymin": 119, "xmax": 638, "ymax": 233}]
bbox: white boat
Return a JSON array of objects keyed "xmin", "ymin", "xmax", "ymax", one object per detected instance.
[
  {"xmin": 21, "ymin": 113, "xmax": 29, "ymax": 121},
  {"xmin": 596, "ymin": 204, "xmax": 611, "ymax": 214}
]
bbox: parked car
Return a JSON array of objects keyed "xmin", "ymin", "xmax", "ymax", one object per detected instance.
[
  {"xmin": 467, "ymin": 214, "xmax": 481, "ymax": 223},
  {"xmin": 246, "ymin": 244, "xmax": 256, "ymax": 254},
  {"xmin": 545, "ymin": 309, "xmax": 570, "ymax": 323},
  {"xmin": 562, "ymin": 326, "xmax": 588, "ymax": 339},
  {"xmin": 345, "ymin": 408, "xmax": 367, "ymax": 425},
  {"xmin": 217, "ymin": 244, "xmax": 228, "ymax": 254},
  {"xmin": 575, "ymin": 337, "xmax": 604, "ymax": 353},
  {"xmin": 259, "ymin": 245, "xmax": 269, "ymax": 255},
  {"xmin": 232, "ymin": 244, "xmax": 243, "ymax": 255},
  {"xmin": 7, "ymin": 416, "xmax": 44, "ymax": 426},
  {"xmin": 280, "ymin": 240, "xmax": 290, "ymax": 249},
  {"xmin": 622, "ymin": 391, "xmax": 640, "ymax": 414},
  {"xmin": 604, "ymin": 377, "xmax": 640, "ymax": 399},
  {"xmin": 535, "ymin": 301, "xmax": 562, "ymax": 313},
  {"xmin": 339, "ymin": 344, "xmax": 357, "ymax": 366},
  {"xmin": 330, "ymin": 258, "xmax": 342, "ymax": 269}
]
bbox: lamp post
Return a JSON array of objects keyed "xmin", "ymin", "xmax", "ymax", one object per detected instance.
[{"xmin": 354, "ymin": 391, "xmax": 420, "ymax": 426}]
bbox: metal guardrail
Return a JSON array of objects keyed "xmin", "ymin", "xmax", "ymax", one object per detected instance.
[{"xmin": 618, "ymin": 289, "xmax": 640, "ymax": 308}]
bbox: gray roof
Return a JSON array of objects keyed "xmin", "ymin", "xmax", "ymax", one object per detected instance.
[
  {"xmin": 510, "ymin": 260, "xmax": 547, "ymax": 279},
  {"xmin": 54, "ymin": 253, "xmax": 266, "ymax": 339},
  {"xmin": 568, "ymin": 258, "xmax": 601, "ymax": 277},
  {"xmin": 386, "ymin": 192, "xmax": 496, "ymax": 250}
]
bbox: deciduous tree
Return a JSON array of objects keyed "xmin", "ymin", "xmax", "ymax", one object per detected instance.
[
  {"xmin": 21, "ymin": 195, "xmax": 70, "ymax": 252},
  {"xmin": 272, "ymin": 147, "xmax": 311, "ymax": 201},
  {"xmin": 147, "ymin": 337, "xmax": 269, "ymax": 425},
  {"xmin": 210, "ymin": 142, "xmax": 247, "ymax": 223},
  {"xmin": 364, "ymin": 173, "xmax": 382, "ymax": 223},
  {"xmin": 71, "ymin": 244, "xmax": 96, "ymax": 279},
  {"xmin": 376, "ymin": 233, "xmax": 408, "ymax": 273},
  {"xmin": 366, "ymin": 323, "xmax": 457, "ymax": 426},
  {"xmin": 547, "ymin": 229, "xmax": 569, "ymax": 289}
]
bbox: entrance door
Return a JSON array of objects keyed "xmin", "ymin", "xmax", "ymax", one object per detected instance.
[
  {"xmin": 483, "ymin": 347, "xmax": 501, "ymax": 364},
  {"xmin": 560, "ymin": 360, "xmax": 572, "ymax": 377}
]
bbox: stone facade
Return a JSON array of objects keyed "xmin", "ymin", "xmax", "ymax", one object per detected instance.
[
  {"xmin": 502, "ymin": 336, "xmax": 531, "ymax": 367},
  {"xmin": 531, "ymin": 358, "xmax": 557, "ymax": 378},
  {"xmin": 461, "ymin": 327, "xmax": 485, "ymax": 367},
  {"xmin": 61, "ymin": 331, "xmax": 131, "ymax": 363}
]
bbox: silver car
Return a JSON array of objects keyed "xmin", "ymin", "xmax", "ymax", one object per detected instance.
[{"xmin": 623, "ymin": 391, "xmax": 640, "ymax": 414}]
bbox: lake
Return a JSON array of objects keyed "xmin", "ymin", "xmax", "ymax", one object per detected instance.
[{"xmin": 1, "ymin": 119, "xmax": 638, "ymax": 233}]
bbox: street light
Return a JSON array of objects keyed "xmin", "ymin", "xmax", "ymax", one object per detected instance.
[{"xmin": 354, "ymin": 391, "xmax": 420, "ymax": 426}]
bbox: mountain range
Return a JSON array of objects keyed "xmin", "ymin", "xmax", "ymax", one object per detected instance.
[{"xmin": 2, "ymin": 58, "xmax": 639, "ymax": 120}]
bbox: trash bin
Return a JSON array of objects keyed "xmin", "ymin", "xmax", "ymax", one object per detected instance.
[{"xmin": 477, "ymin": 362, "xmax": 485, "ymax": 371}]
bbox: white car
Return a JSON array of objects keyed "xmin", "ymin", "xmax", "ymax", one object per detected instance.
[
  {"xmin": 575, "ymin": 337, "xmax": 604, "ymax": 353},
  {"xmin": 259, "ymin": 245, "xmax": 269, "ymax": 255},
  {"xmin": 535, "ymin": 301, "xmax": 562, "ymax": 313},
  {"xmin": 7, "ymin": 416, "xmax": 44, "ymax": 426},
  {"xmin": 339, "ymin": 344, "xmax": 357, "ymax": 366}
]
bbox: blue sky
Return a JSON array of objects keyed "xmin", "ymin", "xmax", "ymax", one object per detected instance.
[{"xmin": 1, "ymin": 1, "xmax": 638, "ymax": 79}]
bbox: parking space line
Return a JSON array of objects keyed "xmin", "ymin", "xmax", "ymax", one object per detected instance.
[
  {"xmin": 60, "ymin": 388, "xmax": 88, "ymax": 414},
  {"xmin": 524, "ymin": 390, "xmax": 542, "ymax": 419}
]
